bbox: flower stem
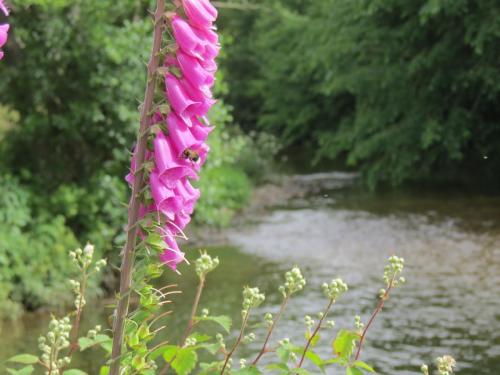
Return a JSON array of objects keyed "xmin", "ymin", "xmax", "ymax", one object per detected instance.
[
  {"xmin": 354, "ymin": 276, "xmax": 395, "ymax": 361},
  {"xmin": 67, "ymin": 270, "xmax": 88, "ymax": 358},
  {"xmin": 252, "ymin": 294, "xmax": 290, "ymax": 365},
  {"xmin": 159, "ymin": 275, "xmax": 206, "ymax": 375},
  {"xmin": 297, "ymin": 298, "xmax": 334, "ymax": 369},
  {"xmin": 220, "ymin": 310, "xmax": 250, "ymax": 374},
  {"xmin": 109, "ymin": 1, "xmax": 166, "ymax": 374}
]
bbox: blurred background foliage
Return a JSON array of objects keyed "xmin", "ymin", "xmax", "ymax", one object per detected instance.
[
  {"xmin": 221, "ymin": 0, "xmax": 500, "ymax": 188},
  {"xmin": 0, "ymin": 0, "xmax": 279, "ymax": 318},
  {"xmin": 0, "ymin": 0, "xmax": 498, "ymax": 317}
]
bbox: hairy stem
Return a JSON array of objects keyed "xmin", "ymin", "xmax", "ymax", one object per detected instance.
[
  {"xmin": 253, "ymin": 294, "xmax": 290, "ymax": 365},
  {"xmin": 354, "ymin": 276, "xmax": 395, "ymax": 361},
  {"xmin": 297, "ymin": 298, "xmax": 334, "ymax": 369},
  {"xmin": 221, "ymin": 310, "xmax": 250, "ymax": 374},
  {"xmin": 109, "ymin": 1, "xmax": 165, "ymax": 374}
]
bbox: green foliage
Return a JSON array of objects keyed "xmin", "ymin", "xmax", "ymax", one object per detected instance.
[
  {"xmin": 222, "ymin": 0, "xmax": 500, "ymax": 188},
  {"xmin": 196, "ymin": 166, "xmax": 251, "ymax": 227},
  {"xmin": 5, "ymin": 245, "xmax": 108, "ymax": 375}
]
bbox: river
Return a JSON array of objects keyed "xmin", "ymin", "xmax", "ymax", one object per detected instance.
[{"xmin": 2, "ymin": 172, "xmax": 499, "ymax": 374}]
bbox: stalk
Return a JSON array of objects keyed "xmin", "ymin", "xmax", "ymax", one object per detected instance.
[
  {"xmin": 109, "ymin": 1, "xmax": 166, "ymax": 374},
  {"xmin": 252, "ymin": 294, "xmax": 290, "ymax": 365},
  {"xmin": 354, "ymin": 275, "xmax": 395, "ymax": 361},
  {"xmin": 297, "ymin": 298, "xmax": 334, "ymax": 369},
  {"xmin": 221, "ymin": 310, "xmax": 251, "ymax": 374}
]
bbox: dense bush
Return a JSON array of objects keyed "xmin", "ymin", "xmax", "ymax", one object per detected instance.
[{"xmin": 222, "ymin": 0, "xmax": 500, "ymax": 188}]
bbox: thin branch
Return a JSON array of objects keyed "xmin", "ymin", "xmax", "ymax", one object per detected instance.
[
  {"xmin": 354, "ymin": 275, "xmax": 395, "ymax": 361},
  {"xmin": 221, "ymin": 310, "xmax": 250, "ymax": 374},
  {"xmin": 297, "ymin": 298, "xmax": 334, "ymax": 369},
  {"xmin": 253, "ymin": 294, "xmax": 290, "ymax": 365},
  {"xmin": 109, "ymin": 1, "xmax": 166, "ymax": 374}
]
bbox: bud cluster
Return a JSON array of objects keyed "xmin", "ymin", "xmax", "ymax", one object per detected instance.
[
  {"xmin": 304, "ymin": 315, "xmax": 315, "ymax": 329},
  {"xmin": 383, "ymin": 255, "xmax": 405, "ymax": 287},
  {"xmin": 436, "ymin": 355, "xmax": 456, "ymax": 375},
  {"xmin": 354, "ymin": 315, "xmax": 364, "ymax": 331},
  {"xmin": 242, "ymin": 287, "xmax": 265, "ymax": 317},
  {"xmin": 185, "ymin": 337, "xmax": 197, "ymax": 347},
  {"xmin": 322, "ymin": 278, "xmax": 348, "ymax": 300},
  {"xmin": 195, "ymin": 252, "xmax": 220, "ymax": 278},
  {"xmin": 69, "ymin": 243, "xmax": 95, "ymax": 269},
  {"xmin": 243, "ymin": 332, "xmax": 256, "ymax": 343},
  {"xmin": 278, "ymin": 266, "xmax": 306, "ymax": 297},
  {"xmin": 421, "ymin": 364, "xmax": 429, "ymax": 375},
  {"xmin": 38, "ymin": 316, "xmax": 72, "ymax": 374},
  {"xmin": 216, "ymin": 333, "xmax": 226, "ymax": 350},
  {"xmin": 87, "ymin": 325, "xmax": 102, "ymax": 339},
  {"xmin": 264, "ymin": 312, "xmax": 273, "ymax": 327}
]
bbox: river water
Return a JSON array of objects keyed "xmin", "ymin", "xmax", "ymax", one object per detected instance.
[{"xmin": 2, "ymin": 172, "xmax": 499, "ymax": 374}]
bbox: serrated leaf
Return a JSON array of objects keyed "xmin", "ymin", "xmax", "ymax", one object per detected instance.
[
  {"xmin": 63, "ymin": 370, "xmax": 88, "ymax": 375},
  {"xmin": 333, "ymin": 329, "xmax": 359, "ymax": 360},
  {"xmin": 346, "ymin": 367, "xmax": 364, "ymax": 375},
  {"xmin": 158, "ymin": 345, "xmax": 178, "ymax": 362},
  {"xmin": 354, "ymin": 361, "xmax": 375, "ymax": 372},
  {"xmin": 171, "ymin": 348, "xmax": 197, "ymax": 375},
  {"xmin": 7, "ymin": 354, "xmax": 39, "ymax": 365},
  {"xmin": 196, "ymin": 315, "xmax": 232, "ymax": 333}
]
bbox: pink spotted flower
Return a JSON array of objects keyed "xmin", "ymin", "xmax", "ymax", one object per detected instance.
[{"xmin": 127, "ymin": 0, "xmax": 219, "ymax": 271}]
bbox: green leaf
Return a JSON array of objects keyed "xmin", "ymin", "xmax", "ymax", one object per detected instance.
[
  {"xmin": 188, "ymin": 332, "xmax": 211, "ymax": 343},
  {"xmin": 78, "ymin": 334, "xmax": 112, "ymax": 352},
  {"xmin": 145, "ymin": 232, "xmax": 164, "ymax": 251},
  {"xmin": 232, "ymin": 366, "xmax": 262, "ymax": 375},
  {"xmin": 63, "ymin": 370, "xmax": 88, "ymax": 375},
  {"xmin": 276, "ymin": 347, "xmax": 291, "ymax": 363},
  {"xmin": 171, "ymin": 348, "xmax": 197, "ymax": 375},
  {"xmin": 7, "ymin": 366, "xmax": 34, "ymax": 375},
  {"xmin": 197, "ymin": 343, "xmax": 220, "ymax": 355},
  {"xmin": 346, "ymin": 367, "xmax": 364, "ymax": 375},
  {"xmin": 99, "ymin": 367, "xmax": 109, "ymax": 375},
  {"xmin": 305, "ymin": 331, "xmax": 320, "ymax": 348},
  {"xmin": 159, "ymin": 345, "xmax": 179, "ymax": 362},
  {"xmin": 7, "ymin": 354, "xmax": 39, "ymax": 365},
  {"xmin": 195, "ymin": 315, "xmax": 232, "ymax": 333},
  {"xmin": 266, "ymin": 363, "xmax": 289, "ymax": 372},
  {"xmin": 333, "ymin": 329, "xmax": 360, "ymax": 360},
  {"xmin": 353, "ymin": 361, "xmax": 375, "ymax": 372},
  {"xmin": 290, "ymin": 369, "xmax": 311, "ymax": 375}
]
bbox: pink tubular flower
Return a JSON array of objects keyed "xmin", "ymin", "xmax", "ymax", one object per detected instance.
[
  {"xmin": 0, "ymin": 1, "xmax": 9, "ymax": 60},
  {"xmin": 182, "ymin": 0, "xmax": 217, "ymax": 28},
  {"xmin": 126, "ymin": 0, "xmax": 219, "ymax": 270}
]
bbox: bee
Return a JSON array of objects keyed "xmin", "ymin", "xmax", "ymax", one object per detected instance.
[{"xmin": 182, "ymin": 148, "xmax": 200, "ymax": 163}]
